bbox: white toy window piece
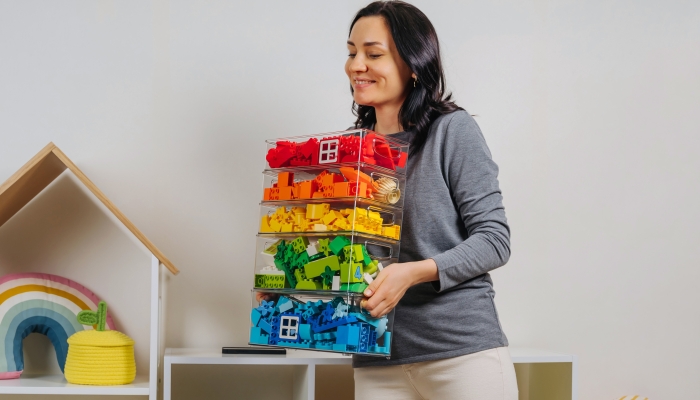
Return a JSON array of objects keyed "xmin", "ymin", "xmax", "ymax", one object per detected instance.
[
  {"xmin": 279, "ymin": 315, "xmax": 300, "ymax": 340},
  {"xmin": 319, "ymin": 139, "xmax": 339, "ymax": 164}
]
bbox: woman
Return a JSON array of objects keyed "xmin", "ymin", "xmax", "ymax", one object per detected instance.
[{"xmin": 346, "ymin": 2, "xmax": 518, "ymax": 399}]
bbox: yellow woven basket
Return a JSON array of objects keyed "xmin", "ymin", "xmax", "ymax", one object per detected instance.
[{"xmin": 64, "ymin": 330, "xmax": 136, "ymax": 385}]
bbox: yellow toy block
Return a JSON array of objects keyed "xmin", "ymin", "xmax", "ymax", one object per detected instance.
[
  {"xmin": 322, "ymin": 212, "xmax": 337, "ymax": 226},
  {"xmin": 368, "ymin": 210, "xmax": 382, "ymax": 221},
  {"xmin": 260, "ymin": 216, "xmax": 273, "ymax": 232},
  {"xmin": 306, "ymin": 203, "xmax": 330, "ymax": 220},
  {"xmin": 333, "ymin": 218, "xmax": 348, "ymax": 230},
  {"xmin": 313, "ymin": 224, "xmax": 328, "ymax": 231},
  {"xmin": 269, "ymin": 218, "xmax": 282, "ymax": 232},
  {"xmin": 281, "ymin": 223, "xmax": 293, "ymax": 232}
]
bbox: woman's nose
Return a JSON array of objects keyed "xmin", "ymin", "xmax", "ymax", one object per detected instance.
[{"xmin": 349, "ymin": 56, "xmax": 368, "ymax": 73}]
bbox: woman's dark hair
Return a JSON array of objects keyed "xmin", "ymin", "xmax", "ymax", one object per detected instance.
[{"xmin": 349, "ymin": 1, "xmax": 462, "ymax": 155}]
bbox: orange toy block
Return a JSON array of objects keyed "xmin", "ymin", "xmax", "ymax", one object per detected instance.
[
  {"xmin": 334, "ymin": 182, "xmax": 350, "ymax": 197},
  {"xmin": 298, "ymin": 180, "xmax": 317, "ymax": 199},
  {"xmin": 268, "ymin": 187, "xmax": 280, "ymax": 200},
  {"xmin": 278, "ymin": 186, "xmax": 294, "ymax": 200},
  {"xmin": 277, "ymin": 172, "xmax": 294, "ymax": 187},
  {"xmin": 348, "ymin": 182, "xmax": 367, "ymax": 197},
  {"xmin": 312, "ymin": 192, "xmax": 325, "ymax": 198},
  {"xmin": 339, "ymin": 167, "xmax": 374, "ymax": 191},
  {"xmin": 263, "ymin": 188, "xmax": 271, "ymax": 201}
]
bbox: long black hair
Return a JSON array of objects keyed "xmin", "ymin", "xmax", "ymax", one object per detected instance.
[{"xmin": 349, "ymin": 1, "xmax": 462, "ymax": 155}]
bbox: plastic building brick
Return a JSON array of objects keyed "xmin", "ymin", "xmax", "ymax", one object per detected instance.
[
  {"xmin": 291, "ymin": 236, "xmax": 310, "ymax": 254},
  {"xmin": 295, "ymin": 280, "xmax": 322, "ymax": 290},
  {"xmin": 340, "ymin": 283, "xmax": 369, "ymax": 293},
  {"xmin": 340, "ymin": 262, "xmax": 364, "ymax": 284},
  {"xmin": 303, "ymin": 255, "xmax": 340, "ymax": 279},
  {"xmin": 329, "ymin": 236, "xmax": 352, "ymax": 255},
  {"xmin": 279, "ymin": 313, "xmax": 302, "ymax": 342}
]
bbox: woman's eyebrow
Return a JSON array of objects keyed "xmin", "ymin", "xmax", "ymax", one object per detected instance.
[{"xmin": 347, "ymin": 40, "xmax": 385, "ymax": 47}]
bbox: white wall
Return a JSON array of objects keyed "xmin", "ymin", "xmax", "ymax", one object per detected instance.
[{"xmin": 0, "ymin": 0, "xmax": 698, "ymax": 398}]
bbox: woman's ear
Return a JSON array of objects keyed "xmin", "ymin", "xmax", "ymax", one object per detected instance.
[{"xmin": 411, "ymin": 73, "xmax": 417, "ymax": 80}]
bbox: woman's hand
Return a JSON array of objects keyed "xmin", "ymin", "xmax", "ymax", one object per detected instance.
[{"xmin": 360, "ymin": 259, "xmax": 438, "ymax": 318}]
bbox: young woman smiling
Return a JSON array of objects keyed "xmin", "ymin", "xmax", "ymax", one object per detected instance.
[{"xmin": 347, "ymin": 2, "xmax": 518, "ymax": 399}]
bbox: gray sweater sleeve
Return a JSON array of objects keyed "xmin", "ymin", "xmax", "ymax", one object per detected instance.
[{"xmin": 430, "ymin": 112, "xmax": 511, "ymax": 292}]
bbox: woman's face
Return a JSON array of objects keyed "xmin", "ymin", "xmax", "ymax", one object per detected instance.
[{"xmin": 345, "ymin": 16, "xmax": 413, "ymax": 110}]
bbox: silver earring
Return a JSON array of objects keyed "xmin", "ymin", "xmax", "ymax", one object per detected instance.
[{"xmin": 413, "ymin": 78, "xmax": 417, "ymax": 88}]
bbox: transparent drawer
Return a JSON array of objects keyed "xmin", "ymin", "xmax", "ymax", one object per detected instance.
[
  {"xmin": 253, "ymin": 234, "xmax": 398, "ymax": 293},
  {"xmin": 264, "ymin": 129, "xmax": 409, "ymax": 175},
  {"xmin": 261, "ymin": 164, "xmax": 405, "ymax": 209},
  {"xmin": 259, "ymin": 203, "xmax": 402, "ymax": 241},
  {"xmin": 250, "ymin": 289, "xmax": 393, "ymax": 357}
]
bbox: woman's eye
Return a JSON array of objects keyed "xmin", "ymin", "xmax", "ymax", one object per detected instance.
[
  {"xmin": 348, "ymin": 53, "xmax": 356, "ymax": 58},
  {"xmin": 369, "ymin": 54, "xmax": 382, "ymax": 59}
]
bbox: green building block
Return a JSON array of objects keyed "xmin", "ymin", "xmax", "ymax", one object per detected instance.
[
  {"xmin": 296, "ymin": 280, "xmax": 322, "ymax": 290},
  {"xmin": 304, "ymin": 255, "xmax": 340, "ymax": 279},
  {"xmin": 291, "ymin": 236, "xmax": 310, "ymax": 254},
  {"xmin": 340, "ymin": 283, "xmax": 369, "ymax": 293},
  {"xmin": 340, "ymin": 262, "xmax": 363, "ymax": 283},
  {"xmin": 361, "ymin": 246, "xmax": 372, "ymax": 266},
  {"xmin": 254, "ymin": 274, "xmax": 266, "ymax": 288},
  {"xmin": 254, "ymin": 274, "xmax": 287, "ymax": 289},
  {"xmin": 317, "ymin": 238, "xmax": 331, "ymax": 257},
  {"xmin": 275, "ymin": 258, "xmax": 297, "ymax": 288},
  {"xmin": 294, "ymin": 268, "xmax": 308, "ymax": 283},
  {"xmin": 342, "ymin": 244, "xmax": 364, "ymax": 264},
  {"xmin": 364, "ymin": 259, "xmax": 379, "ymax": 275},
  {"xmin": 329, "ymin": 236, "xmax": 351, "ymax": 256},
  {"xmin": 291, "ymin": 251, "xmax": 310, "ymax": 269}
]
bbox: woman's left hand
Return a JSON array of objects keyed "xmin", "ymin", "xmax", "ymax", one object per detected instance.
[{"xmin": 360, "ymin": 259, "xmax": 438, "ymax": 317}]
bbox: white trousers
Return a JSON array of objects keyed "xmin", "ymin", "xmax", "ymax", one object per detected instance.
[{"xmin": 354, "ymin": 347, "xmax": 518, "ymax": 400}]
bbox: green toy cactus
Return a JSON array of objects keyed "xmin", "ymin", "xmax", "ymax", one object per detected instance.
[{"xmin": 77, "ymin": 301, "xmax": 108, "ymax": 331}]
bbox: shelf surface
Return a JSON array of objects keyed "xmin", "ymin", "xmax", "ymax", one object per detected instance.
[
  {"xmin": 0, "ymin": 374, "xmax": 150, "ymax": 395},
  {"xmin": 165, "ymin": 348, "xmax": 575, "ymax": 365}
]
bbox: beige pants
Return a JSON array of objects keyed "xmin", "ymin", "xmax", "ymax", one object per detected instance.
[{"xmin": 354, "ymin": 347, "xmax": 518, "ymax": 400}]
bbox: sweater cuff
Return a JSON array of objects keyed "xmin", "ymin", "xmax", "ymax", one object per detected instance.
[{"xmin": 429, "ymin": 253, "xmax": 455, "ymax": 293}]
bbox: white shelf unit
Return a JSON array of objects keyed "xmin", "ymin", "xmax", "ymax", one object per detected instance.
[
  {"xmin": 164, "ymin": 347, "xmax": 578, "ymax": 400},
  {"xmin": 0, "ymin": 143, "xmax": 178, "ymax": 398}
]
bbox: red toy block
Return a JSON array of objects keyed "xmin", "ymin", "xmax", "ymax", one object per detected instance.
[
  {"xmin": 301, "ymin": 138, "xmax": 319, "ymax": 158},
  {"xmin": 278, "ymin": 172, "xmax": 294, "ymax": 187},
  {"xmin": 397, "ymin": 151, "xmax": 407, "ymax": 168}
]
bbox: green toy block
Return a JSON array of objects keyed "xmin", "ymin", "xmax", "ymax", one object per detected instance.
[
  {"xmin": 340, "ymin": 283, "xmax": 369, "ymax": 293},
  {"xmin": 291, "ymin": 251, "xmax": 310, "ymax": 269},
  {"xmin": 294, "ymin": 269, "xmax": 307, "ymax": 283},
  {"xmin": 264, "ymin": 274, "xmax": 287, "ymax": 288},
  {"xmin": 342, "ymin": 244, "xmax": 364, "ymax": 264},
  {"xmin": 317, "ymin": 238, "xmax": 331, "ymax": 257},
  {"xmin": 295, "ymin": 280, "xmax": 322, "ymax": 290},
  {"xmin": 340, "ymin": 262, "xmax": 363, "ymax": 283},
  {"xmin": 329, "ymin": 236, "xmax": 352, "ymax": 256},
  {"xmin": 275, "ymin": 258, "xmax": 297, "ymax": 288},
  {"xmin": 291, "ymin": 236, "xmax": 310, "ymax": 254},
  {"xmin": 254, "ymin": 274, "xmax": 266, "ymax": 288},
  {"xmin": 304, "ymin": 255, "xmax": 340, "ymax": 279},
  {"xmin": 365, "ymin": 259, "xmax": 379, "ymax": 275},
  {"xmin": 274, "ymin": 240, "xmax": 287, "ymax": 261},
  {"xmin": 361, "ymin": 246, "xmax": 372, "ymax": 266}
]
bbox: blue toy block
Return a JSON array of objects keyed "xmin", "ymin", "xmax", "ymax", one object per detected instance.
[
  {"xmin": 346, "ymin": 345, "xmax": 357, "ymax": 352},
  {"xmin": 336, "ymin": 325, "xmax": 349, "ymax": 344},
  {"xmin": 250, "ymin": 308, "xmax": 262, "ymax": 327},
  {"xmin": 315, "ymin": 341, "xmax": 333, "ymax": 350},
  {"xmin": 299, "ymin": 324, "xmax": 312, "ymax": 341},
  {"xmin": 313, "ymin": 331, "xmax": 336, "ymax": 341},
  {"xmin": 358, "ymin": 323, "xmax": 370, "ymax": 352},
  {"xmin": 258, "ymin": 318, "xmax": 272, "ymax": 334},
  {"xmin": 310, "ymin": 315, "xmax": 358, "ymax": 333},
  {"xmin": 332, "ymin": 344, "xmax": 348, "ymax": 352},
  {"xmin": 268, "ymin": 316, "xmax": 281, "ymax": 344},
  {"xmin": 346, "ymin": 325, "xmax": 360, "ymax": 347},
  {"xmin": 278, "ymin": 340, "xmax": 311, "ymax": 349},
  {"xmin": 368, "ymin": 330, "xmax": 377, "ymax": 347},
  {"xmin": 249, "ymin": 327, "xmax": 269, "ymax": 345},
  {"xmin": 349, "ymin": 312, "xmax": 380, "ymax": 328},
  {"xmin": 256, "ymin": 300, "xmax": 275, "ymax": 317},
  {"xmin": 276, "ymin": 297, "xmax": 294, "ymax": 314}
]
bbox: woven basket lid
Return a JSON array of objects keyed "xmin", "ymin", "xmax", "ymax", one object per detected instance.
[{"xmin": 67, "ymin": 330, "xmax": 134, "ymax": 347}]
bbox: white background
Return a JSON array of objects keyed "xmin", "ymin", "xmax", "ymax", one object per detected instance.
[{"xmin": 1, "ymin": 0, "xmax": 698, "ymax": 398}]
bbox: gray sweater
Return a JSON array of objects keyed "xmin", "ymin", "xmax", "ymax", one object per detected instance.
[{"xmin": 354, "ymin": 110, "xmax": 511, "ymax": 367}]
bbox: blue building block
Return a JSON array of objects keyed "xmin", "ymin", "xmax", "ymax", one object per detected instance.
[
  {"xmin": 358, "ymin": 323, "xmax": 370, "ymax": 352},
  {"xmin": 315, "ymin": 341, "xmax": 334, "ymax": 350},
  {"xmin": 335, "ymin": 325, "xmax": 359, "ymax": 347},
  {"xmin": 249, "ymin": 327, "xmax": 269, "ymax": 345},
  {"xmin": 278, "ymin": 312, "xmax": 302, "ymax": 343},
  {"xmin": 299, "ymin": 324, "xmax": 312, "ymax": 341},
  {"xmin": 258, "ymin": 318, "xmax": 272, "ymax": 334},
  {"xmin": 313, "ymin": 331, "xmax": 336, "ymax": 341},
  {"xmin": 368, "ymin": 330, "xmax": 377, "ymax": 347},
  {"xmin": 349, "ymin": 312, "xmax": 380, "ymax": 328},
  {"xmin": 332, "ymin": 344, "xmax": 348, "ymax": 352},
  {"xmin": 277, "ymin": 297, "xmax": 294, "ymax": 314},
  {"xmin": 251, "ymin": 308, "xmax": 262, "ymax": 327},
  {"xmin": 310, "ymin": 315, "xmax": 358, "ymax": 333}
]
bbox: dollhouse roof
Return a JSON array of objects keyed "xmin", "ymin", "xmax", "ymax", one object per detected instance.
[{"xmin": 0, "ymin": 142, "xmax": 179, "ymax": 274}]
